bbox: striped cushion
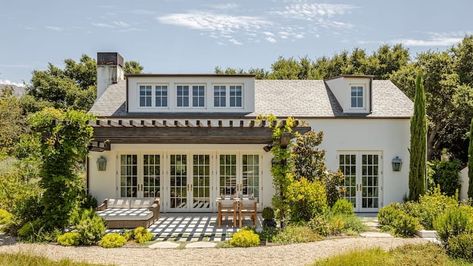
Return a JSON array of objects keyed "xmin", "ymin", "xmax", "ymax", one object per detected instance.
[{"xmin": 97, "ymin": 208, "xmax": 153, "ymax": 221}]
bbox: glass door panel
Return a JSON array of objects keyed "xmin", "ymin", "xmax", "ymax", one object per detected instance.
[
  {"xmin": 242, "ymin": 155, "xmax": 259, "ymax": 200},
  {"xmin": 361, "ymin": 154, "xmax": 379, "ymax": 210},
  {"xmin": 170, "ymin": 154, "xmax": 187, "ymax": 209},
  {"xmin": 192, "ymin": 155, "xmax": 211, "ymax": 210},
  {"xmin": 219, "ymin": 155, "xmax": 237, "ymax": 197},
  {"xmin": 143, "ymin": 155, "xmax": 160, "ymax": 198},
  {"xmin": 339, "ymin": 154, "xmax": 357, "ymax": 208},
  {"xmin": 120, "ymin": 155, "xmax": 137, "ymax": 197}
]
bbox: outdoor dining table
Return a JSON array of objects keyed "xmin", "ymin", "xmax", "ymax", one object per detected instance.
[{"xmin": 216, "ymin": 197, "xmax": 257, "ymax": 227}]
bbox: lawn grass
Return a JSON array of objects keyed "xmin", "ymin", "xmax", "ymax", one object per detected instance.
[
  {"xmin": 313, "ymin": 244, "xmax": 473, "ymax": 266},
  {"xmin": 0, "ymin": 252, "xmax": 109, "ymax": 266}
]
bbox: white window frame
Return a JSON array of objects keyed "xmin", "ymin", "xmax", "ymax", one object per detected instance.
[
  {"xmin": 176, "ymin": 84, "xmax": 206, "ymax": 108},
  {"xmin": 229, "ymin": 85, "xmax": 243, "ymax": 107},
  {"xmin": 350, "ymin": 85, "xmax": 365, "ymax": 109},
  {"xmin": 137, "ymin": 83, "xmax": 169, "ymax": 109},
  {"xmin": 155, "ymin": 85, "xmax": 168, "ymax": 108},
  {"xmin": 212, "ymin": 83, "xmax": 244, "ymax": 109},
  {"xmin": 213, "ymin": 85, "xmax": 227, "ymax": 108},
  {"xmin": 191, "ymin": 85, "xmax": 206, "ymax": 108},
  {"xmin": 139, "ymin": 85, "xmax": 152, "ymax": 107}
]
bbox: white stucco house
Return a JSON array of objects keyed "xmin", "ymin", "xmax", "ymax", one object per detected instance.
[{"xmin": 88, "ymin": 52, "xmax": 413, "ymax": 213}]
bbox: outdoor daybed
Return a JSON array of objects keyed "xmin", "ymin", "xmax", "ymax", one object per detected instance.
[{"xmin": 96, "ymin": 198, "xmax": 160, "ymax": 228}]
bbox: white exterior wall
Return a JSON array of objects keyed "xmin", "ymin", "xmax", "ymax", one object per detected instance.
[
  {"xmin": 306, "ymin": 118, "xmax": 410, "ymax": 206},
  {"xmin": 460, "ymin": 167, "xmax": 469, "ymax": 200},
  {"xmin": 97, "ymin": 65, "xmax": 124, "ymax": 99},
  {"xmin": 88, "ymin": 118, "xmax": 410, "ymax": 212},
  {"xmin": 127, "ymin": 76, "xmax": 255, "ymax": 113}
]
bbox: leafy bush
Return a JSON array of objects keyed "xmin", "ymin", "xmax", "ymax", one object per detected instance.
[
  {"xmin": 391, "ymin": 212, "xmax": 421, "ymax": 237},
  {"xmin": 80, "ymin": 194, "xmax": 98, "ymax": 210},
  {"xmin": 122, "ymin": 230, "xmax": 134, "ymax": 241},
  {"xmin": 57, "ymin": 232, "xmax": 80, "ymax": 246},
  {"xmin": 331, "ymin": 199, "xmax": 354, "ymax": 215},
  {"xmin": 99, "ymin": 233, "xmax": 127, "ymax": 248},
  {"xmin": 430, "ymin": 159, "xmax": 461, "ymax": 197},
  {"xmin": 321, "ymin": 171, "xmax": 345, "ymax": 207},
  {"xmin": 262, "ymin": 207, "xmax": 277, "ymax": 228},
  {"xmin": 258, "ymin": 226, "xmax": 279, "ymax": 242},
  {"xmin": 286, "ymin": 178, "xmax": 327, "ymax": 222},
  {"xmin": 272, "ymin": 225, "xmax": 321, "ymax": 244},
  {"xmin": 378, "ymin": 203, "xmax": 404, "ymax": 230},
  {"xmin": 447, "ymin": 233, "xmax": 473, "ymax": 261},
  {"xmin": 229, "ymin": 228, "xmax": 260, "ymax": 247},
  {"xmin": 416, "ymin": 187, "xmax": 458, "ymax": 229},
  {"xmin": 133, "ymin": 226, "xmax": 153, "ymax": 244},
  {"xmin": 0, "ymin": 209, "xmax": 12, "ymax": 225},
  {"xmin": 434, "ymin": 206, "xmax": 473, "ymax": 243},
  {"xmin": 308, "ymin": 215, "xmax": 331, "ymax": 236},
  {"xmin": 337, "ymin": 215, "xmax": 366, "ymax": 234},
  {"xmin": 75, "ymin": 209, "xmax": 106, "ymax": 245}
]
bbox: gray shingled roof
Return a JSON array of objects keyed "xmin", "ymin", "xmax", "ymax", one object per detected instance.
[{"xmin": 89, "ymin": 80, "xmax": 413, "ymax": 118}]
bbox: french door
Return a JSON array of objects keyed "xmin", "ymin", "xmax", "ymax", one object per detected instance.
[
  {"xmin": 338, "ymin": 152, "xmax": 382, "ymax": 212},
  {"xmin": 218, "ymin": 154, "xmax": 261, "ymax": 201},
  {"xmin": 168, "ymin": 154, "xmax": 211, "ymax": 212},
  {"xmin": 119, "ymin": 154, "xmax": 161, "ymax": 198}
]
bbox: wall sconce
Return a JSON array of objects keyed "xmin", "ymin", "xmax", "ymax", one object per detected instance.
[
  {"xmin": 392, "ymin": 156, "xmax": 402, "ymax": 172},
  {"xmin": 97, "ymin": 156, "xmax": 107, "ymax": 171},
  {"xmin": 279, "ymin": 132, "xmax": 291, "ymax": 148},
  {"xmin": 263, "ymin": 144, "xmax": 273, "ymax": 152}
]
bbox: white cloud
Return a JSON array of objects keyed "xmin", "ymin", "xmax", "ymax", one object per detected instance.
[
  {"xmin": 157, "ymin": 11, "xmax": 271, "ymax": 45},
  {"xmin": 392, "ymin": 32, "xmax": 468, "ymax": 47},
  {"xmin": 92, "ymin": 21, "xmax": 131, "ymax": 28},
  {"xmin": 209, "ymin": 3, "xmax": 238, "ymax": 10},
  {"xmin": 45, "ymin": 26, "xmax": 63, "ymax": 31},
  {"xmin": 272, "ymin": 2, "xmax": 355, "ymax": 30},
  {"xmin": 265, "ymin": 36, "xmax": 277, "ymax": 43},
  {"xmin": 0, "ymin": 79, "xmax": 25, "ymax": 87}
]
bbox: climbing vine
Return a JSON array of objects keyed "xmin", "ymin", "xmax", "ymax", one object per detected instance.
[{"xmin": 257, "ymin": 114, "xmax": 298, "ymax": 227}]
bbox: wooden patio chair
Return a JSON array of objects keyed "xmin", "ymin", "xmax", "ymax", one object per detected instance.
[
  {"xmin": 238, "ymin": 198, "xmax": 257, "ymax": 228},
  {"xmin": 217, "ymin": 199, "xmax": 238, "ymax": 227}
]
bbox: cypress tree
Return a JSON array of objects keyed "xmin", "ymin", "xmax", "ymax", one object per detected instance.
[
  {"xmin": 408, "ymin": 74, "xmax": 427, "ymax": 201},
  {"xmin": 468, "ymin": 118, "xmax": 473, "ymax": 198}
]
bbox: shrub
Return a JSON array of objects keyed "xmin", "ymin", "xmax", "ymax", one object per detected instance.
[
  {"xmin": 434, "ymin": 206, "xmax": 473, "ymax": 243},
  {"xmin": 391, "ymin": 212, "xmax": 421, "ymax": 237},
  {"xmin": 337, "ymin": 215, "xmax": 366, "ymax": 234},
  {"xmin": 430, "ymin": 159, "xmax": 461, "ymax": 197},
  {"xmin": 327, "ymin": 215, "xmax": 345, "ymax": 235},
  {"xmin": 229, "ymin": 228, "xmax": 260, "ymax": 247},
  {"xmin": 75, "ymin": 209, "xmax": 106, "ymax": 245},
  {"xmin": 286, "ymin": 178, "xmax": 327, "ymax": 222},
  {"xmin": 0, "ymin": 209, "xmax": 12, "ymax": 225},
  {"xmin": 80, "ymin": 194, "xmax": 98, "ymax": 209},
  {"xmin": 416, "ymin": 187, "xmax": 458, "ymax": 229},
  {"xmin": 308, "ymin": 215, "xmax": 331, "ymax": 236},
  {"xmin": 262, "ymin": 207, "xmax": 277, "ymax": 228},
  {"xmin": 272, "ymin": 225, "xmax": 321, "ymax": 244},
  {"xmin": 258, "ymin": 226, "xmax": 279, "ymax": 242},
  {"xmin": 57, "ymin": 232, "xmax": 80, "ymax": 246},
  {"xmin": 133, "ymin": 226, "xmax": 153, "ymax": 244},
  {"xmin": 99, "ymin": 233, "xmax": 127, "ymax": 248},
  {"xmin": 447, "ymin": 233, "xmax": 473, "ymax": 261},
  {"xmin": 322, "ymin": 171, "xmax": 345, "ymax": 207},
  {"xmin": 331, "ymin": 199, "xmax": 354, "ymax": 215},
  {"xmin": 122, "ymin": 230, "xmax": 134, "ymax": 241},
  {"xmin": 378, "ymin": 203, "xmax": 404, "ymax": 230}
]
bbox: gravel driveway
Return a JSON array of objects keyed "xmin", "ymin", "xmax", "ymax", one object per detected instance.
[{"xmin": 0, "ymin": 237, "xmax": 428, "ymax": 266}]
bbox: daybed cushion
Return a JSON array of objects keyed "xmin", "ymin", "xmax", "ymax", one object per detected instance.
[
  {"xmin": 130, "ymin": 198, "xmax": 155, "ymax": 209},
  {"xmin": 107, "ymin": 198, "xmax": 132, "ymax": 209},
  {"xmin": 97, "ymin": 208, "xmax": 153, "ymax": 221}
]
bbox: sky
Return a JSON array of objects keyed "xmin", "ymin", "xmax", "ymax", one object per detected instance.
[{"xmin": 0, "ymin": 0, "xmax": 472, "ymax": 85}]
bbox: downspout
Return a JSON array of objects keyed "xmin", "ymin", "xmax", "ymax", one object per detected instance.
[
  {"xmin": 86, "ymin": 156, "xmax": 90, "ymax": 193},
  {"xmin": 369, "ymin": 78, "xmax": 373, "ymax": 114}
]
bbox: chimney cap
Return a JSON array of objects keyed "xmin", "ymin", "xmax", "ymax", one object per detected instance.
[{"xmin": 97, "ymin": 52, "xmax": 124, "ymax": 67}]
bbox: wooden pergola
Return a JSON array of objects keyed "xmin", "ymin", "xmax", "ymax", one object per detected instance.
[{"xmin": 89, "ymin": 118, "xmax": 311, "ymax": 151}]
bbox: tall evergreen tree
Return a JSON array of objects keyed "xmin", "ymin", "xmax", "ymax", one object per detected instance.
[
  {"xmin": 409, "ymin": 74, "xmax": 427, "ymax": 201},
  {"xmin": 468, "ymin": 118, "xmax": 473, "ymax": 198}
]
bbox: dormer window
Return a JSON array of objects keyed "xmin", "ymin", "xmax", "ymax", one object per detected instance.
[
  {"xmin": 155, "ymin": 85, "xmax": 168, "ymax": 107},
  {"xmin": 230, "ymin": 85, "xmax": 243, "ymax": 107},
  {"xmin": 139, "ymin": 85, "xmax": 152, "ymax": 107},
  {"xmin": 177, "ymin": 85, "xmax": 190, "ymax": 107},
  {"xmin": 214, "ymin": 85, "xmax": 226, "ymax": 107},
  {"xmin": 192, "ymin": 85, "xmax": 205, "ymax": 107},
  {"xmin": 351, "ymin": 86, "xmax": 364, "ymax": 108}
]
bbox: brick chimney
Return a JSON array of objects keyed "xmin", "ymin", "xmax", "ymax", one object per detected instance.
[{"xmin": 96, "ymin": 52, "xmax": 125, "ymax": 99}]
